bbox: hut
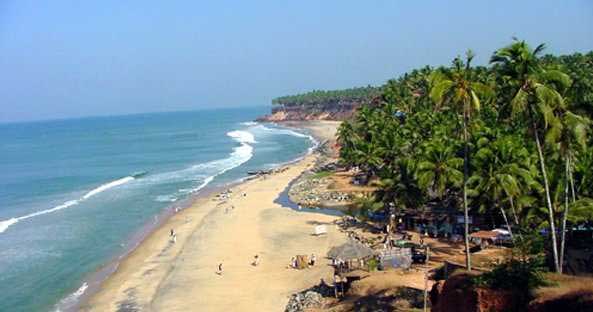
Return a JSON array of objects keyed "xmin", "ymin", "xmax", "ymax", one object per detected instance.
[
  {"xmin": 469, "ymin": 230, "xmax": 499, "ymax": 248},
  {"xmin": 327, "ymin": 240, "xmax": 375, "ymax": 272}
]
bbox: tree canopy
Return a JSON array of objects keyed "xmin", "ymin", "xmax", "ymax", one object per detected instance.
[
  {"xmin": 272, "ymin": 85, "xmax": 382, "ymax": 107},
  {"xmin": 336, "ymin": 40, "xmax": 593, "ymax": 273}
]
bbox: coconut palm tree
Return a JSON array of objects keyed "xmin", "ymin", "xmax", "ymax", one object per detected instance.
[
  {"xmin": 468, "ymin": 134, "xmax": 541, "ymax": 240},
  {"xmin": 546, "ymin": 111, "xmax": 590, "ymax": 272},
  {"xmin": 415, "ymin": 137, "xmax": 463, "ymax": 201},
  {"xmin": 490, "ymin": 40, "xmax": 572, "ymax": 272},
  {"xmin": 429, "ymin": 50, "xmax": 492, "ymax": 271}
]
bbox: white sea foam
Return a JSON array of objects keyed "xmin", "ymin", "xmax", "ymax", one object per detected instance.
[
  {"xmin": 255, "ymin": 124, "xmax": 309, "ymax": 138},
  {"xmin": 255, "ymin": 124, "xmax": 318, "ymax": 152},
  {"xmin": 187, "ymin": 131, "xmax": 254, "ymax": 192},
  {"xmin": 227, "ymin": 130, "xmax": 257, "ymax": 144},
  {"xmin": 240, "ymin": 121, "xmax": 258, "ymax": 127},
  {"xmin": 147, "ymin": 129, "xmax": 256, "ymax": 199},
  {"xmin": 82, "ymin": 176, "xmax": 135, "ymax": 200},
  {"xmin": 54, "ymin": 282, "xmax": 88, "ymax": 312},
  {"xmin": 155, "ymin": 195, "xmax": 178, "ymax": 203},
  {"xmin": 0, "ymin": 177, "xmax": 136, "ymax": 234},
  {"xmin": 0, "ymin": 218, "xmax": 18, "ymax": 234}
]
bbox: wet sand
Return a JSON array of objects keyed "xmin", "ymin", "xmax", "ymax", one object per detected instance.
[{"xmin": 83, "ymin": 121, "xmax": 345, "ymax": 311}]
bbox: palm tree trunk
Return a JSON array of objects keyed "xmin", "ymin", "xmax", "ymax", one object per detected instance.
[
  {"xmin": 463, "ymin": 115, "xmax": 471, "ymax": 271},
  {"xmin": 498, "ymin": 201, "xmax": 514, "ymax": 240},
  {"xmin": 559, "ymin": 157, "xmax": 570, "ymax": 273},
  {"xmin": 532, "ymin": 121, "xmax": 560, "ymax": 273},
  {"xmin": 509, "ymin": 196, "xmax": 520, "ymax": 225},
  {"xmin": 569, "ymin": 157, "xmax": 576, "ymax": 203},
  {"xmin": 508, "ymin": 196, "xmax": 523, "ymax": 241},
  {"xmin": 560, "ymin": 156, "xmax": 577, "ymax": 274}
]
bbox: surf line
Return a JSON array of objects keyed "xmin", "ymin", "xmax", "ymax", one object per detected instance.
[{"xmin": 0, "ymin": 176, "xmax": 136, "ymax": 234}]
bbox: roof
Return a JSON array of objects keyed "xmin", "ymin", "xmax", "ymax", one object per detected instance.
[
  {"xmin": 327, "ymin": 240, "xmax": 375, "ymax": 260},
  {"xmin": 469, "ymin": 230, "xmax": 499, "ymax": 239}
]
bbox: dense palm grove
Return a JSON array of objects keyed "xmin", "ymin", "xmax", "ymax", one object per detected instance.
[
  {"xmin": 337, "ymin": 40, "xmax": 593, "ymax": 273},
  {"xmin": 272, "ymin": 86, "xmax": 381, "ymax": 107}
]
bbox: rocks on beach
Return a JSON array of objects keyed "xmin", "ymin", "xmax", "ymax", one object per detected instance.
[
  {"xmin": 284, "ymin": 290, "xmax": 324, "ymax": 312},
  {"xmin": 288, "ymin": 166, "xmax": 351, "ymax": 208}
]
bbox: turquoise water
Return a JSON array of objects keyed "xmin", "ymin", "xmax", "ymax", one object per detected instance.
[{"xmin": 0, "ymin": 107, "xmax": 314, "ymax": 311}]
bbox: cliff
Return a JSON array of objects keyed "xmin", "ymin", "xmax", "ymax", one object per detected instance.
[
  {"xmin": 257, "ymin": 86, "xmax": 381, "ymax": 121},
  {"xmin": 256, "ymin": 101, "xmax": 361, "ymax": 122},
  {"xmin": 430, "ymin": 272, "xmax": 593, "ymax": 312}
]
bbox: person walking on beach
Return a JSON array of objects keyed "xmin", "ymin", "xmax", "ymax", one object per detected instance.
[
  {"xmin": 170, "ymin": 229, "xmax": 176, "ymax": 243},
  {"xmin": 216, "ymin": 262, "xmax": 223, "ymax": 275},
  {"xmin": 252, "ymin": 254, "xmax": 260, "ymax": 266},
  {"xmin": 309, "ymin": 254, "xmax": 316, "ymax": 266}
]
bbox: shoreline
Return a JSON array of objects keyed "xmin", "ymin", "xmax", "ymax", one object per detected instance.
[{"xmin": 77, "ymin": 121, "xmax": 342, "ymax": 311}]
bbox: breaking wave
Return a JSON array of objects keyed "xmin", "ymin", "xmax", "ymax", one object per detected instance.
[
  {"xmin": 148, "ymin": 129, "xmax": 255, "ymax": 200},
  {"xmin": 53, "ymin": 282, "xmax": 88, "ymax": 312},
  {"xmin": 254, "ymin": 124, "xmax": 318, "ymax": 152},
  {"xmin": 0, "ymin": 176, "xmax": 136, "ymax": 234}
]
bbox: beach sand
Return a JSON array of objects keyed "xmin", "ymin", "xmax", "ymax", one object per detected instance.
[{"xmin": 83, "ymin": 122, "xmax": 345, "ymax": 312}]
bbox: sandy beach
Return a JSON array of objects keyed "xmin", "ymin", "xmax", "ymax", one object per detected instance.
[{"xmin": 83, "ymin": 121, "xmax": 345, "ymax": 311}]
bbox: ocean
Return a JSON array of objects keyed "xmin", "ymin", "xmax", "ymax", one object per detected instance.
[{"xmin": 0, "ymin": 107, "xmax": 315, "ymax": 311}]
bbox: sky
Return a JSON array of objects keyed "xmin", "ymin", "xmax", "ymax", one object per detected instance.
[{"xmin": 1, "ymin": 1, "xmax": 592, "ymax": 123}]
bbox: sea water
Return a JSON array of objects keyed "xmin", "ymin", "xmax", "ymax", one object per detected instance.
[{"xmin": 0, "ymin": 107, "xmax": 314, "ymax": 311}]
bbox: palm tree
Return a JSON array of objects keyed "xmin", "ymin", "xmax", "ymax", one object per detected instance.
[
  {"xmin": 546, "ymin": 110, "xmax": 590, "ymax": 272},
  {"xmin": 468, "ymin": 134, "xmax": 540, "ymax": 240},
  {"xmin": 415, "ymin": 138, "xmax": 463, "ymax": 200},
  {"xmin": 337, "ymin": 121, "xmax": 358, "ymax": 166},
  {"xmin": 574, "ymin": 146, "xmax": 593, "ymax": 198},
  {"xmin": 348, "ymin": 193, "xmax": 383, "ymax": 220},
  {"xmin": 490, "ymin": 40, "xmax": 572, "ymax": 272},
  {"xmin": 430, "ymin": 50, "xmax": 492, "ymax": 271}
]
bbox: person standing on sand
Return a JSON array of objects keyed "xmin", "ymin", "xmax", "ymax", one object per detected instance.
[
  {"xmin": 309, "ymin": 254, "xmax": 316, "ymax": 266},
  {"xmin": 252, "ymin": 254, "xmax": 260, "ymax": 266},
  {"xmin": 170, "ymin": 229, "xmax": 176, "ymax": 243},
  {"xmin": 216, "ymin": 262, "xmax": 223, "ymax": 275}
]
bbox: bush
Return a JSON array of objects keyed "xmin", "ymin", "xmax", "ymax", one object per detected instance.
[
  {"xmin": 311, "ymin": 170, "xmax": 332, "ymax": 179},
  {"xmin": 473, "ymin": 258, "xmax": 548, "ymax": 291},
  {"xmin": 472, "ymin": 232, "xmax": 550, "ymax": 309},
  {"xmin": 367, "ymin": 258, "xmax": 379, "ymax": 271}
]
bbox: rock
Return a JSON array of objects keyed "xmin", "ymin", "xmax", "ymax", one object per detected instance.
[{"xmin": 284, "ymin": 290, "xmax": 324, "ymax": 312}]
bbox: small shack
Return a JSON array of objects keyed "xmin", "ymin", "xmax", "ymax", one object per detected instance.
[
  {"xmin": 379, "ymin": 247, "xmax": 412, "ymax": 269},
  {"xmin": 469, "ymin": 230, "xmax": 500, "ymax": 248},
  {"xmin": 327, "ymin": 240, "xmax": 375, "ymax": 272}
]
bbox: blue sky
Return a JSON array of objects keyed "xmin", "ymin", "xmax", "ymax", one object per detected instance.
[{"xmin": 1, "ymin": 0, "xmax": 592, "ymax": 122}]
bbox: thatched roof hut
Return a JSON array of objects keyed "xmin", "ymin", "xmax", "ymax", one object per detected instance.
[{"xmin": 327, "ymin": 240, "xmax": 375, "ymax": 260}]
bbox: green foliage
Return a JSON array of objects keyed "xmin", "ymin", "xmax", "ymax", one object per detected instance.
[
  {"xmin": 310, "ymin": 170, "xmax": 332, "ymax": 179},
  {"xmin": 472, "ymin": 258, "xmax": 548, "ymax": 309},
  {"xmin": 333, "ymin": 39, "xmax": 593, "ymax": 272},
  {"xmin": 272, "ymin": 85, "xmax": 382, "ymax": 107},
  {"xmin": 473, "ymin": 258, "xmax": 548, "ymax": 291},
  {"xmin": 472, "ymin": 232, "xmax": 549, "ymax": 309},
  {"xmin": 367, "ymin": 258, "xmax": 379, "ymax": 271},
  {"xmin": 347, "ymin": 193, "xmax": 383, "ymax": 220}
]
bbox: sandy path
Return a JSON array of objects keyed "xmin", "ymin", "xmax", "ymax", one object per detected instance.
[{"xmin": 84, "ymin": 153, "xmax": 346, "ymax": 311}]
